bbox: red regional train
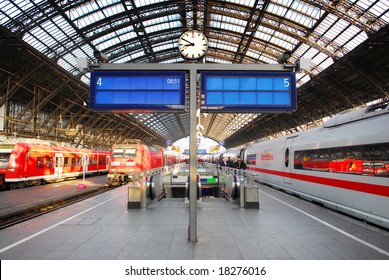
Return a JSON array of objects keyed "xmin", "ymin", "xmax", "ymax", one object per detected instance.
[
  {"xmin": 241, "ymin": 101, "xmax": 389, "ymax": 229},
  {"xmin": 0, "ymin": 139, "xmax": 110, "ymax": 190},
  {"xmin": 107, "ymin": 140, "xmax": 178, "ymax": 186}
]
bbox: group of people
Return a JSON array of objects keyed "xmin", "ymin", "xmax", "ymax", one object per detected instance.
[{"xmin": 219, "ymin": 155, "xmax": 247, "ymax": 170}]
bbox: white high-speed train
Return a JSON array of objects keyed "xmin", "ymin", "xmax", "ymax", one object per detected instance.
[{"xmin": 241, "ymin": 101, "xmax": 389, "ymax": 229}]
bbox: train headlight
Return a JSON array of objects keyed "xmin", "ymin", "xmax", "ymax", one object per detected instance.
[{"xmin": 7, "ymin": 168, "xmax": 15, "ymax": 172}]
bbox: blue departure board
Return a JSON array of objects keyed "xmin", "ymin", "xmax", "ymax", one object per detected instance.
[
  {"xmin": 90, "ymin": 71, "xmax": 186, "ymax": 112},
  {"xmin": 201, "ymin": 71, "xmax": 296, "ymax": 112}
]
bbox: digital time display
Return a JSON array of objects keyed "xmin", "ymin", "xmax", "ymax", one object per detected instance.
[
  {"xmin": 89, "ymin": 71, "xmax": 186, "ymax": 112},
  {"xmin": 201, "ymin": 71, "xmax": 296, "ymax": 112}
]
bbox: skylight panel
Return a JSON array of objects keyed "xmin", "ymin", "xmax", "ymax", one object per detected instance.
[
  {"xmin": 66, "ymin": 0, "xmax": 100, "ymax": 24},
  {"xmin": 317, "ymin": 57, "xmax": 334, "ymax": 71},
  {"xmin": 269, "ymin": 36, "xmax": 294, "ymax": 50},
  {"xmin": 23, "ymin": 33, "xmax": 46, "ymax": 53},
  {"xmin": 333, "ymin": 25, "xmax": 360, "ymax": 46},
  {"xmin": 57, "ymin": 57, "xmax": 74, "ymax": 73},
  {"xmin": 255, "ymin": 31, "xmax": 272, "ymax": 42},
  {"xmin": 366, "ymin": 0, "xmax": 389, "ymax": 20},
  {"xmin": 80, "ymin": 44, "xmax": 95, "ymax": 58},
  {"xmin": 303, "ymin": 47, "xmax": 320, "ymax": 59},
  {"xmin": 209, "ymin": 20, "xmax": 222, "ymax": 29},
  {"xmin": 267, "ymin": 2, "xmax": 288, "ymax": 17},
  {"xmin": 261, "ymin": 56, "xmax": 274, "ymax": 64},
  {"xmin": 118, "ymin": 31, "xmax": 137, "ymax": 41},
  {"xmin": 162, "ymin": 58, "xmax": 182, "ymax": 64},
  {"xmin": 223, "ymin": 23, "xmax": 244, "ymax": 34},
  {"xmin": 134, "ymin": 0, "xmax": 166, "ymax": 7},
  {"xmin": 294, "ymin": 43, "xmax": 310, "ymax": 58},
  {"xmin": 81, "ymin": 74, "xmax": 90, "ymax": 85},
  {"xmin": 344, "ymin": 32, "xmax": 368, "ymax": 51},
  {"xmin": 285, "ymin": 9, "xmax": 315, "ymax": 28},
  {"xmin": 311, "ymin": 52, "xmax": 330, "ymax": 67},
  {"xmin": 115, "ymin": 56, "xmax": 131, "ymax": 64},
  {"xmin": 71, "ymin": 48, "xmax": 89, "ymax": 60},
  {"xmin": 0, "ymin": 6, "xmax": 18, "ymax": 24},
  {"xmin": 92, "ymin": 30, "xmax": 122, "ymax": 47},
  {"xmin": 225, "ymin": 0, "xmax": 256, "ymax": 6},
  {"xmin": 27, "ymin": 27, "xmax": 58, "ymax": 52},
  {"xmin": 208, "ymin": 57, "xmax": 231, "ymax": 64},
  {"xmin": 257, "ymin": 25, "xmax": 275, "ymax": 35},
  {"xmin": 245, "ymin": 50, "xmax": 258, "ymax": 59},
  {"xmin": 96, "ymin": 39, "xmax": 115, "ymax": 50},
  {"xmin": 153, "ymin": 44, "xmax": 166, "ymax": 52},
  {"xmin": 315, "ymin": 14, "xmax": 337, "ymax": 36},
  {"xmin": 74, "ymin": 10, "xmax": 105, "ymax": 29},
  {"xmin": 102, "ymin": 3, "xmax": 123, "ymax": 18},
  {"xmin": 212, "ymin": 14, "xmax": 223, "ymax": 22},
  {"xmin": 130, "ymin": 50, "xmax": 145, "ymax": 59},
  {"xmin": 222, "ymin": 15, "xmax": 246, "ymax": 27},
  {"xmin": 291, "ymin": 0, "xmax": 323, "ymax": 20},
  {"xmin": 214, "ymin": 42, "xmax": 238, "ymax": 53},
  {"xmin": 297, "ymin": 74, "xmax": 310, "ymax": 87}
]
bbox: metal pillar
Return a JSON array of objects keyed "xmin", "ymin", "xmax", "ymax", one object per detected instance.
[{"xmin": 188, "ymin": 68, "xmax": 197, "ymax": 242}]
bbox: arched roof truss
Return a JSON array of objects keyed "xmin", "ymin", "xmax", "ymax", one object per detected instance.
[{"xmin": 0, "ymin": 0, "xmax": 388, "ymax": 148}]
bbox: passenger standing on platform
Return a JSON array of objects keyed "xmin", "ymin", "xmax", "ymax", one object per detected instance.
[
  {"xmin": 220, "ymin": 157, "xmax": 228, "ymax": 167},
  {"xmin": 234, "ymin": 156, "xmax": 247, "ymax": 170},
  {"xmin": 227, "ymin": 156, "xmax": 233, "ymax": 167}
]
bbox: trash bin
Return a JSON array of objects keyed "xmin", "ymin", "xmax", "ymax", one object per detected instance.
[
  {"xmin": 244, "ymin": 185, "xmax": 260, "ymax": 209},
  {"xmin": 127, "ymin": 183, "xmax": 143, "ymax": 209}
]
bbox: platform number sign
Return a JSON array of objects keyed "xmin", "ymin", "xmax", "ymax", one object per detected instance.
[
  {"xmin": 89, "ymin": 71, "xmax": 186, "ymax": 112},
  {"xmin": 201, "ymin": 71, "xmax": 297, "ymax": 112}
]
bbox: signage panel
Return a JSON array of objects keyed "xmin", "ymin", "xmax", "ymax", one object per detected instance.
[
  {"xmin": 201, "ymin": 71, "xmax": 296, "ymax": 112},
  {"xmin": 90, "ymin": 71, "xmax": 186, "ymax": 112}
]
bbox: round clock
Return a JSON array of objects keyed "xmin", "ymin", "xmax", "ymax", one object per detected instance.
[{"xmin": 178, "ymin": 30, "xmax": 208, "ymax": 61}]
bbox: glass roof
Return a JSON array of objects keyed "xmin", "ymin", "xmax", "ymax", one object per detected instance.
[{"xmin": 1, "ymin": 0, "xmax": 388, "ymax": 144}]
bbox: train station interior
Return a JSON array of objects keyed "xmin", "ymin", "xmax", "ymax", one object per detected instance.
[
  {"xmin": 1, "ymin": 0, "xmax": 388, "ymax": 149},
  {"xmin": 1, "ymin": 1, "xmax": 389, "ymax": 279}
]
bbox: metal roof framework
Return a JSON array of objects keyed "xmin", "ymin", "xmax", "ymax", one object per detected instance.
[{"xmin": 0, "ymin": 0, "xmax": 388, "ymax": 149}]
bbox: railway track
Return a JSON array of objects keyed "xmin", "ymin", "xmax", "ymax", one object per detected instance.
[{"xmin": 0, "ymin": 185, "xmax": 113, "ymax": 230}]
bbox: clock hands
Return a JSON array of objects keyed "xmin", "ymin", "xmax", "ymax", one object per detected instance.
[
  {"xmin": 178, "ymin": 30, "xmax": 208, "ymax": 60},
  {"xmin": 181, "ymin": 38, "xmax": 194, "ymax": 46}
]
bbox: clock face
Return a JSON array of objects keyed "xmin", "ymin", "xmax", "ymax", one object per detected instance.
[{"xmin": 178, "ymin": 30, "xmax": 208, "ymax": 60}]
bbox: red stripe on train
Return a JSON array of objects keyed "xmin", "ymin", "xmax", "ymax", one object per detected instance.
[{"xmin": 247, "ymin": 167, "xmax": 389, "ymax": 197}]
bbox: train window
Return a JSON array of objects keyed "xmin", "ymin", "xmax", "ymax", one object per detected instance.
[
  {"xmin": 71, "ymin": 158, "xmax": 76, "ymax": 166},
  {"xmin": 0, "ymin": 152, "xmax": 11, "ymax": 168},
  {"xmin": 77, "ymin": 158, "xmax": 82, "ymax": 166},
  {"xmin": 285, "ymin": 148, "xmax": 289, "ymax": 167},
  {"xmin": 25, "ymin": 151, "xmax": 30, "ymax": 161},
  {"xmin": 64, "ymin": 157, "xmax": 69, "ymax": 167},
  {"xmin": 246, "ymin": 154, "xmax": 256, "ymax": 165},
  {"xmin": 46, "ymin": 157, "xmax": 53, "ymax": 168},
  {"xmin": 124, "ymin": 148, "xmax": 136, "ymax": 157},
  {"xmin": 112, "ymin": 148, "xmax": 124, "ymax": 158},
  {"xmin": 294, "ymin": 142, "xmax": 389, "ymax": 177},
  {"xmin": 36, "ymin": 157, "xmax": 44, "ymax": 168}
]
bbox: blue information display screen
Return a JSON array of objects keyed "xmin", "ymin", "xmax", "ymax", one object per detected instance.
[
  {"xmin": 201, "ymin": 71, "xmax": 296, "ymax": 112},
  {"xmin": 90, "ymin": 71, "xmax": 186, "ymax": 112}
]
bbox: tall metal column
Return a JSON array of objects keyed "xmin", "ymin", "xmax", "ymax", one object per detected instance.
[{"xmin": 188, "ymin": 67, "xmax": 197, "ymax": 242}]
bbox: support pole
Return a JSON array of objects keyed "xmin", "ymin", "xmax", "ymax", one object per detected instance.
[{"xmin": 188, "ymin": 67, "xmax": 197, "ymax": 242}]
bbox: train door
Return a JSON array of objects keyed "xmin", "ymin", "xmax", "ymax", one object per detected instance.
[
  {"xmin": 283, "ymin": 136, "xmax": 297, "ymax": 184},
  {"xmin": 83, "ymin": 155, "xmax": 89, "ymax": 173},
  {"xmin": 54, "ymin": 153, "xmax": 63, "ymax": 178},
  {"xmin": 105, "ymin": 155, "xmax": 110, "ymax": 171}
]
